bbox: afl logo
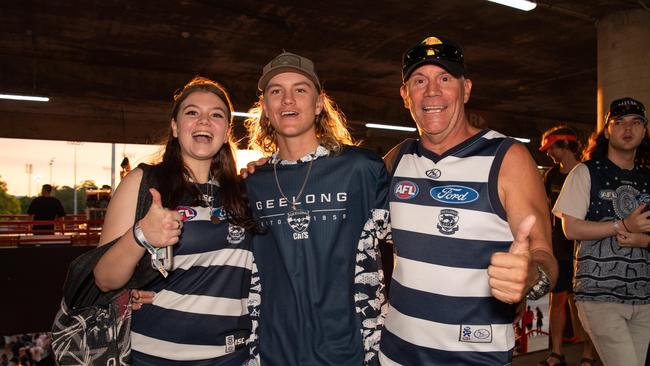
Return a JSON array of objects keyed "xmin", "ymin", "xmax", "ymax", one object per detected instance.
[
  {"xmin": 177, "ymin": 206, "xmax": 197, "ymax": 221},
  {"xmin": 430, "ymin": 185, "xmax": 479, "ymax": 204},
  {"xmin": 425, "ymin": 168, "xmax": 442, "ymax": 179},
  {"xmin": 394, "ymin": 181, "xmax": 419, "ymax": 199}
]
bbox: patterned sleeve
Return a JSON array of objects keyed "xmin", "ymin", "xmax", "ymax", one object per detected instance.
[
  {"xmin": 355, "ymin": 207, "xmax": 390, "ymax": 366},
  {"xmin": 245, "ymin": 256, "xmax": 261, "ymax": 366}
]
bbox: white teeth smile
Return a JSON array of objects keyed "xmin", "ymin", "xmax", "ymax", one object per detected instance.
[
  {"xmin": 281, "ymin": 111, "xmax": 298, "ymax": 116},
  {"xmin": 192, "ymin": 131, "xmax": 213, "ymax": 138},
  {"xmin": 423, "ymin": 106, "xmax": 446, "ymax": 112}
]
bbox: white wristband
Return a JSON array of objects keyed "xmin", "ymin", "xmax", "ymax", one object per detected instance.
[{"xmin": 133, "ymin": 221, "xmax": 157, "ymax": 255}]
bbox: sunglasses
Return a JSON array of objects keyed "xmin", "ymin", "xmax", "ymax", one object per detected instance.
[{"xmin": 403, "ymin": 43, "xmax": 464, "ymax": 67}]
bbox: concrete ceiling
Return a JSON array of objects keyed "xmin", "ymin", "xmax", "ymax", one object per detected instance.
[{"xmin": 0, "ymin": 0, "xmax": 645, "ymax": 157}]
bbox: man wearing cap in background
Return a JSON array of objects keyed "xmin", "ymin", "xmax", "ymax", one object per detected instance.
[
  {"xmin": 538, "ymin": 126, "xmax": 597, "ymax": 366},
  {"xmin": 379, "ymin": 36, "xmax": 557, "ymax": 365},
  {"xmin": 28, "ymin": 184, "xmax": 66, "ymax": 234},
  {"xmin": 243, "ymin": 52, "xmax": 390, "ymax": 366},
  {"xmin": 553, "ymin": 97, "xmax": 650, "ymax": 366}
]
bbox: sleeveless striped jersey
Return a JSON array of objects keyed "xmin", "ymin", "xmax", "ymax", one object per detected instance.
[
  {"xmin": 131, "ymin": 183, "xmax": 253, "ymax": 366},
  {"xmin": 380, "ymin": 129, "xmax": 518, "ymax": 365}
]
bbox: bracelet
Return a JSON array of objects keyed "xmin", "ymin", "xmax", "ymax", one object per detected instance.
[
  {"xmin": 613, "ymin": 220, "xmax": 619, "ymax": 234},
  {"xmin": 133, "ymin": 221, "xmax": 157, "ymax": 255},
  {"xmin": 525, "ymin": 264, "xmax": 551, "ymax": 301},
  {"xmin": 621, "ymin": 218, "xmax": 632, "ymax": 232}
]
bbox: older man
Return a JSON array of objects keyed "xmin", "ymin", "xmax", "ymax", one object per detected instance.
[{"xmin": 379, "ymin": 36, "xmax": 557, "ymax": 365}]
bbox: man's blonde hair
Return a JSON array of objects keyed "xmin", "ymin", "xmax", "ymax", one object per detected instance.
[{"xmin": 244, "ymin": 90, "xmax": 356, "ymax": 155}]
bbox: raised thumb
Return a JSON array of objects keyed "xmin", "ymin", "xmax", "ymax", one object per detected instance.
[
  {"xmin": 509, "ymin": 215, "xmax": 536, "ymax": 255},
  {"xmin": 149, "ymin": 188, "xmax": 163, "ymax": 208}
]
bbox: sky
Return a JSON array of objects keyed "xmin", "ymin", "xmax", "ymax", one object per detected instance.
[{"xmin": 0, "ymin": 138, "xmax": 262, "ymax": 197}]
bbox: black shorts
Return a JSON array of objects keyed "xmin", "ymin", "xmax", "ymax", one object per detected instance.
[{"xmin": 552, "ymin": 259, "xmax": 574, "ymax": 293}]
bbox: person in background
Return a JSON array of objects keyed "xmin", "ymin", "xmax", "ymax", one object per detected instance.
[
  {"xmin": 243, "ymin": 51, "xmax": 389, "ymax": 366},
  {"xmin": 94, "ymin": 76, "xmax": 257, "ymax": 365},
  {"xmin": 120, "ymin": 157, "xmax": 132, "ymax": 180},
  {"xmin": 535, "ymin": 306, "xmax": 544, "ymax": 333},
  {"xmin": 553, "ymin": 97, "xmax": 650, "ymax": 366},
  {"xmin": 379, "ymin": 35, "xmax": 557, "ymax": 365},
  {"xmin": 27, "ymin": 184, "xmax": 65, "ymax": 235},
  {"xmin": 538, "ymin": 125, "xmax": 596, "ymax": 366}
]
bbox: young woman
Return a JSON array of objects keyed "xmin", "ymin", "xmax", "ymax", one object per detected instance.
[{"xmin": 93, "ymin": 76, "xmax": 256, "ymax": 366}]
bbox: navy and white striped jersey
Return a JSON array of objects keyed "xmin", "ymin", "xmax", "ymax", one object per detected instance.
[
  {"xmin": 131, "ymin": 183, "xmax": 253, "ymax": 366},
  {"xmin": 380, "ymin": 130, "xmax": 518, "ymax": 366},
  {"xmin": 245, "ymin": 146, "xmax": 389, "ymax": 366}
]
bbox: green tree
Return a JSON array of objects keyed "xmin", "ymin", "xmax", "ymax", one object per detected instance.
[
  {"xmin": 54, "ymin": 180, "xmax": 97, "ymax": 214},
  {"xmin": 0, "ymin": 177, "xmax": 21, "ymax": 214},
  {"xmin": 18, "ymin": 196, "xmax": 33, "ymax": 213},
  {"xmin": 81, "ymin": 180, "xmax": 98, "ymax": 189}
]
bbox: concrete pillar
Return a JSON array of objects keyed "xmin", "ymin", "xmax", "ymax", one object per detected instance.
[{"xmin": 597, "ymin": 9, "xmax": 650, "ymax": 129}]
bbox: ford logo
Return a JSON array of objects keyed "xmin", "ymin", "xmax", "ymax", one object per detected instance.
[{"xmin": 430, "ymin": 185, "xmax": 479, "ymax": 204}]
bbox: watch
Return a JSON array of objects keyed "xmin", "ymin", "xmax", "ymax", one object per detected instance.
[{"xmin": 525, "ymin": 264, "xmax": 551, "ymax": 301}]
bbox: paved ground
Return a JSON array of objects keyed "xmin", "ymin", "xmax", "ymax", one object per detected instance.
[{"xmin": 514, "ymin": 341, "xmax": 601, "ymax": 366}]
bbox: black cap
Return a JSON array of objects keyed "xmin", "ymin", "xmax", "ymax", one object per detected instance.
[
  {"xmin": 605, "ymin": 97, "xmax": 647, "ymax": 124},
  {"xmin": 402, "ymin": 36, "xmax": 466, "ymax": 81}
]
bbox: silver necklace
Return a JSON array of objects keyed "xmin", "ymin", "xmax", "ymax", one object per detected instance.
[
  {"xmin": 189, "ymin": 174, "xmax": 220, "ymax": 224},
  {"xmin": 273, "ymin": 160, "xmax": 313, "ymax": 212}
]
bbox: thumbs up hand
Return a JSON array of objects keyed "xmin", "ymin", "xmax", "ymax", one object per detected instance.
[
  {"xmin": 488, "ymin": 215, "xmax": 537, "ymax": 304},
  {"xmin": 138, "ymin": 188, "xmax": 183, "ymax": 247}
]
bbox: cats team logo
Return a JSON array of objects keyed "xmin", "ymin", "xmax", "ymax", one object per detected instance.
[
  {"xmin": 212, "ymin": 206, "xmax": 228, "ymax": 221},
  {"xmin": 425, "ymin": 168, "xmax": 442, "ymax": 179},
  {"xmin": 437, "ymin": 209, "xmax": 459, "ymax": 235},
  {"xmin": 177, "ymin": 206, "xmax": 197, "ymax": 221},
  {"xmin": 611, "ymin": 185, "xmax": 642, "ymax": 219},
  {"xmin": 227, "ymin": 224, "xmax": 246, "ymax": 244},
  {"xmin": 287, "ymin": 209, "xmax": 310, "ymax": 240},
  {"xmin": 394, "ymin": 180, "xmax": 419, "ymax": 199}
]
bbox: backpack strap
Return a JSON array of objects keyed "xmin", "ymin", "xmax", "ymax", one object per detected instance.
[
  {"xmin": 63, "ymin": 163, "xmax": 160, "ymax": 308},
  {"xmin": 126, "ymin": 163, "xmax": 159, "ymax": 289}
]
